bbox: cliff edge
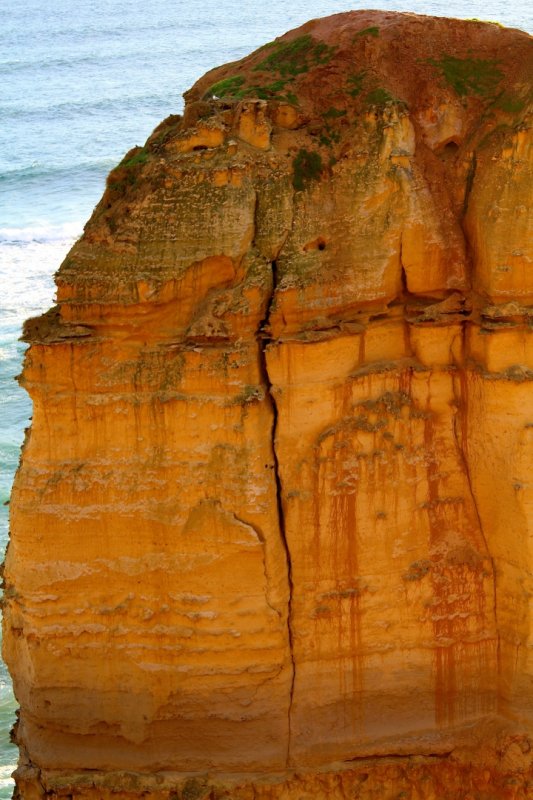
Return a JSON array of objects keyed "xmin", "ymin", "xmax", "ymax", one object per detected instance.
[{"xmin": 3, "ymin": 11, "xmax": 533, "ymax": 799}]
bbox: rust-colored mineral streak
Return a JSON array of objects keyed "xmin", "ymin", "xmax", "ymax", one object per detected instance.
[{"xmin": 4, "ymin": 11, "xmax": 533, "ymax": 799}]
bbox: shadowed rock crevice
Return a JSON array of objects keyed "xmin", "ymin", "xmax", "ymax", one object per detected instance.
[{"xmin": 257, "ymin": 256, "xmax": 297, "ymax": 767}]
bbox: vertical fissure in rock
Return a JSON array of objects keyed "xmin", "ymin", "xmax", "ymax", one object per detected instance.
[
  {"xmin": 399, "ymin": 233, "xmax": 409, "ymax": 300},
  {"xmin": 462, "ymin": 151, "xmax": 477, "ymax": 218},
  {"xmin": 257, "ymin": 257, "xmax": 296, "ymax": 768}
]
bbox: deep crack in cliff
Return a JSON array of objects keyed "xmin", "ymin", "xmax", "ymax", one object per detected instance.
[{"xmin": 258, "ymin": 256, "xmax": 296, "ymax": 768}]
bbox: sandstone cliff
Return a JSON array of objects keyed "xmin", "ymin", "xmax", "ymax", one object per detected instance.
[{"xmin": 3, "ymin": 11, "xmax": 533, "ymax": 800}]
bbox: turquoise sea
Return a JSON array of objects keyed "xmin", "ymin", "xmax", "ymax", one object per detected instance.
[{"xmin": 0, "ymin": 0, "xmax": 531, "ymax": 794}]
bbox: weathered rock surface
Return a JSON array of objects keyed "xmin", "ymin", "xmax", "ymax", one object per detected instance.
[{"xmin": 3, "ymin": 10, "xmax": 533, "ymax": 799}]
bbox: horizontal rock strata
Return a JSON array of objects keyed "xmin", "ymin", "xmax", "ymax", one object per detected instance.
[{"xmin": 3, "ymin": 10, "xmax": 533, "ymax": 799}]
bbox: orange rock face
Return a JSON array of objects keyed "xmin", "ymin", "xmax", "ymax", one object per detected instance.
[{"xmin": 3, "ymin": 11, "xmax": 533, "ymax": 799}]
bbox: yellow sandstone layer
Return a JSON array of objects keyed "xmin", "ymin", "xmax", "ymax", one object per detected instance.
[{"xmin": 3, "ymin": 10, "xmax": 533, "ymax": 799}]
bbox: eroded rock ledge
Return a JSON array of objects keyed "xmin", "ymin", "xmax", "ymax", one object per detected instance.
[{"xmin": 4, "ymin": 10, "xmax": 533, "ymax": 800}]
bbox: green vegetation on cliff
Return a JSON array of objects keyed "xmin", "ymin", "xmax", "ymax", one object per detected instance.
[
  {"xmin": 292, "ymin": 148, "xmax": 323, "ymax": 191},
  {"xmin": 203, "ymin": 34, "xmax": 336, "ymax": 105},
  {"xmin": 427, "ymin": 54, "xmax": 503, "ymax": 97},
  {"xmin": 253, "ymin": 34, "xmax": 336, "ymax": 77}
]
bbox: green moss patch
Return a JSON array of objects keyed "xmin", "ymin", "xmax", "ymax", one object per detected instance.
[
  {"xmin": 203, "ymin": 33, "xmax": 335, "ymax": 105},
  {"xmin": 149, "ymin": 115, "xmax": 183, "ymax": 148},
  {"xmin": 105, "ymin": 146, "xmax": 150, "ymax": 199},
  {"xmin": 346, "ymin": 71, "xmax": 366, "ymax": 98},
  {"xmin": 292, "ymin": 149, "xmax": 323, "ymax": 191},
  {"xmin": 239, "ymin": 79, "xmax": 297, "ymax": 103},
  {"xmin": 119, "ymin": 146, "xmax": 149, "ymax": 168},
  {"xmin": 323, "ymin": 106, "xmax": 347, "ymax": 119},
  {"xmin": 317, "ymin": 108, "xmax": 346, "ymax": 147},
  {"xmin": 427, "ymin": 55, "xmax": 503, "ymax": 97},
  {"xmin": 204, "ymin": 74, "xmax": 245, "ymax": 99},
  {"xmin": 318, "ymin": 127, "xmax": 340, "ymax": 148},
  {"xmin": 353, "ymin": 26, "xmax": 379, "ymax": 39},
  {"xmin": 253, "ymin": 34, "xmax": 336, "ymax": 78},
  {"xmin": 365, "ymin": 88, "xmax": 395, "ymax": 105},
  {"xmin": 494, "ymin": 92, "xmax": 526, "ymax": 113},
  {"xmin": 204, "ymin": 73, "xmax": 298, "ymax": 104},
  {"xmin": 319, "ymin": 131, "xmax": 340, "ymax": 147}
]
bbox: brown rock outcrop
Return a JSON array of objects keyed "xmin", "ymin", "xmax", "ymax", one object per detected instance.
[{"xmin": 3, "ymin": 11, "xmax": 533, "ymax": 799}]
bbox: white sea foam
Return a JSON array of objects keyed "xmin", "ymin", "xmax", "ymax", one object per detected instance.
[
  {"xmin": 0, "ymin": 771, "xmax": 15, "ymax": 792},
  {"xmin": 0, "ymin": 225, "xmax": 80, "ymax": 327},
  {"xmin": 0, "ymin": 221, "xmax": 81, "ymax": 245}
]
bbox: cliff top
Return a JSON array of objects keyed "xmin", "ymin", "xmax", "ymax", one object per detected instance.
[
  {"xmin": 31, "ymin": 10, "xmax": 532, "ymax": 340},
  {"xmin": 188, "ymin": 10, "xmax": 531, "ymax": 123}
]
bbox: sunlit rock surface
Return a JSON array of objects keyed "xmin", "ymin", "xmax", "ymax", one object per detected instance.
[{"xmin": 4, "ymin": 10, "xmax": 533, "ymax": 799}]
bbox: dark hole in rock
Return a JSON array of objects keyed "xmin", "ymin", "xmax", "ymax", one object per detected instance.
[
  {"xmin": 303, "ymin": 237, "xmax": 327, "ymax": 252},
  {"xmin": 440, "ymin": 140, "xmax": 459, "ymax": 160}
]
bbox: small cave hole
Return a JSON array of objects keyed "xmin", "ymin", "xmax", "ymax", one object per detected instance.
[
  {"xmin": 192, "ymin": 144, "xmax": 208, "ymax": 151},
  {"xmin": 303, "ymin": 237, "xmax": 327, "ymax": 253},
  {"xmin": 440, "ymin": 140, "xmax": 459, "ymax": 160}
]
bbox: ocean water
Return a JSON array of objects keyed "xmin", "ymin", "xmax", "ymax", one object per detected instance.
[{"xmin": 0, "ymin": 0, "xmax": 530, "ymax": 794}]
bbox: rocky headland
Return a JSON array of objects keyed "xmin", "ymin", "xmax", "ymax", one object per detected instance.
[{"xmin": 3, "ymin": 10, "xmax": 533, "ymax": 799}]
